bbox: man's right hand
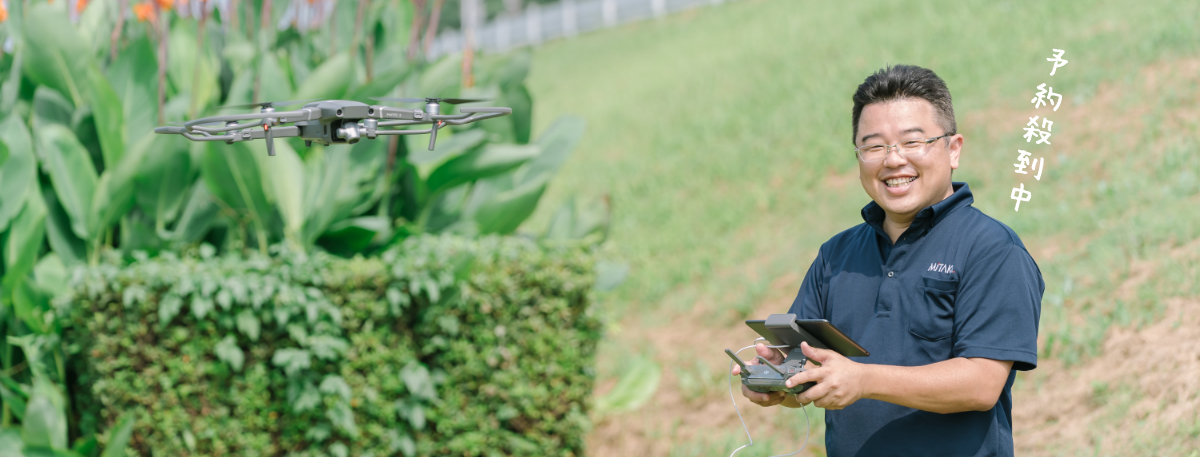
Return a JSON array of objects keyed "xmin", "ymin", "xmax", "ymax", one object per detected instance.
[{"xmin": 731, "ymin": 343, "xmax": 790, "ymax": 407}]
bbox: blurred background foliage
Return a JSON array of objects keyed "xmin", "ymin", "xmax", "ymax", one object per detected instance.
[{"xmin": 0, "ymin": 0, "xmax": 614, "ymax": 455}]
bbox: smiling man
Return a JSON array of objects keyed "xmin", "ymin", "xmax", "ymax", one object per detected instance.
[{"xmin": 735, "ymin": 65, "xmax": 1044, "ymax": 456}]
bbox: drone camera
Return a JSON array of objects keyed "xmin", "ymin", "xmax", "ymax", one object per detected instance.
[{"xmin": 338, "ymin": 123, "xmax": 362, "ymax": 144}]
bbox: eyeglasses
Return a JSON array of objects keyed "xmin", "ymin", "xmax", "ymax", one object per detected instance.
[{"xmin": 854, "ymin": 133, "xmax": 953, "ymax": 163}]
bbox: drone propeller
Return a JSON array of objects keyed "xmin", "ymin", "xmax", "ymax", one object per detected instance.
[
  {"xmin": 371, "ymin": 96, "xmax": 489, "ymax": 105},
  {"xmin": 218, "ymin": 98, "xmax": 321, "ymax": 110}
]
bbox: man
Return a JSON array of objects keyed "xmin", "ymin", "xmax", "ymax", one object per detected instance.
[{"xmin": 734, "ymin": 65, "xmax": 1043, "ymax": 456}]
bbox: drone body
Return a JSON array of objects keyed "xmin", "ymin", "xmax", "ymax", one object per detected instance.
[{"xmin": 155, "ymin": 98, "xmax": 511, "ymax": 155}]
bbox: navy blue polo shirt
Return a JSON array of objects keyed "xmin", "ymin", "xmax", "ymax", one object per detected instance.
[{"xmin": 788, "ymin": 182, "xmax": 1043, "ymax": 457}]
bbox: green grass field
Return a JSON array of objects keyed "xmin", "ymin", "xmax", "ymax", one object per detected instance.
[{"xmin": 523, "ymin": 0, "xmax": 1200, "ymax": 454}]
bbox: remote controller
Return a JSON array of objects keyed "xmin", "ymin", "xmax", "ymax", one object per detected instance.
[
  {"xmin": 726, "ymin": 314, "xmax": 869, "ymax": 396},
  {"xmin": 725, "ymin": 349, "xmax": 813, "ymax": 395}
]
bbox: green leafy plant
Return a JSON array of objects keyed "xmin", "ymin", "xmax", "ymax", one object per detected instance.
[
  {"xmin": 0, "ymin": 1, "xmax": 609, "ymax": 454},
  {"xmin": 62, "ymin": 235, "xmax": 599, "ymax": 456}
]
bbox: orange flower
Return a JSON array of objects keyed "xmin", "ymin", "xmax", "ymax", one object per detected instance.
[
  {"xmin": 134, "ymin": 2, "xmax": 156, "ymax": 22},
  {"xmin": 0, "ymin": 5, "xmax": 8, "ymax": 24},
  {"xmin": 153, "ymin": 0, "xmax": 173, "ymax": 8},
  {"xmin": 75, "ymin": 0, "xmax": 90, "ymax": 13}
]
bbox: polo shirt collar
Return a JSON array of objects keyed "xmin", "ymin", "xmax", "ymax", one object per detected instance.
[{"xmin": 860, "ymin": 182, "xmax": 974, "ymax": 236}]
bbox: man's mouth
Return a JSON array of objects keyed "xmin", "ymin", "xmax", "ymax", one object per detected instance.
[{"xmin": 884, "ymin": 176, "xmax": 917, "ymax": 188}]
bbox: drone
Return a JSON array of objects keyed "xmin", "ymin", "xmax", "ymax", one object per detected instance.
[{"xmin": 154, "ymin": 97, "xmax": 511, "ymax": 155}]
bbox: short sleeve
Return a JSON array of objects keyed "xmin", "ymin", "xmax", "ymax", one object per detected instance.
[
  {"xmin": 952, "ymin": 243, "xmax": 1044, "ymax": 371},
  {"xmin": 787, "ymin": 246, "xmax": 829, "ymax": 320}
]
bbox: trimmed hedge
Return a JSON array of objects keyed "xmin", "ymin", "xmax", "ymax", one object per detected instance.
[{"xmin": 63, "ymin": 236, "xmax": 600, "ymax": 456}]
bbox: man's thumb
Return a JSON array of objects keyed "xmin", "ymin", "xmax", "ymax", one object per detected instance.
[
  {"xmin": 756, "ymin": 343, "xmax": 781, "ymax": 362},
  {"xmin": 801, "ymin": 341, "xmax": 832, "ymax": 363}
]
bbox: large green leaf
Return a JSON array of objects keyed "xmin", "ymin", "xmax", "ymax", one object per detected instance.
[
  {"xmin": 85, "ymin": 64, "xmax": 126, "ymax": 168},
  {"xmin": 505, "ymin": 85, "xmax": 534, "ymax": 145},
  {"xmin": 31, "ymin": 87, "xmax": 74, "ymax": 128},
  {"xmin": 157, "ymin": 182, "xmax": 219, "ymax": 244},
  {"xmin": 77, "ymin": 0, "xmax": 113, "ymax": 60},
  {"xmin": 317, "ymin": 216, "xmax": 388, "ymax": 254},
  {"xmin": 419, "ymin": 52, "xmax": 462, "ymax": 98},
  {"xmin": 0, "ymin": 49, "xmax": 22, "ymax": 113},
  {"xmin": 408, "ymin": 129, "xmax": 488, "ymax": 169},
  {"xmin": 106, "ymin": 38, "xmax": 159, "ymax": 147},
  {"xmin": 88, "ymin": 127, "xmax": 152, "ymax": 236},
  {"xmin": 0, "ymin": 428, "xmax": 27, "ymax": 456},
  {"xmin": 519, "ymin": 115, "xmax": 586, "ymax": 186},
  {"xmin": 35, "ymin": 124, "xmax": 98, "ymax": 241},
  {"xmin": 292, "ymin": 53, "xmax": 353, "ymax": 101},
  {"xmin": 87, "ymin": 174, "xmax": 133, "ymax": 241},
  {"xmin": 100, "ymin": 411, "xmax": 136, "ymax": 457},
  {"xmin": 167, "ymin": 21, "xmax": 220, "ymax": 115},
  {"xmin": 20, "ymin": 3, "xmax": 90, "ymax": 107},
  {"xmin": 258, "ymin": 52, "xmax": 293, "ymax": 105},
  {"xmin": 32, "ymin": 254, "xmax": 67, "ymax": 294},
  {"xmin": 13, "ymin": 277, "xmax": 53, "ymax": 335},
  {"xmin": 333, "ymin": 142, "xmax": 388, "ymax": 220},
  {"xmin": 301, "ymin": 148, "xmax": 347, "ymax": 246},
  {"xmin": 0, "ymin": 383, "xmax": 27, "ymax": 421},
  {"xmin": 41, "ymin": 181, "xmax": 86, "ymax": 266},
  {"xmin": 134, "ymin": 135, "xmax": 192, "ymax": 223},
  {"xmin": 593, "ymin": 357, "xmax": 661, "ymax": 415},
  {"xmin": 479, "ymin": 50, "xmax": 532, "ymax": 91},
  {"xmin": 252, "ymin": 140, "xmax": 305, "ymax": 247},
  {"xmin": 201, "ymin": 142, "xmax": 273, "ymax": 244},
  {"xmin": 471, "ymin": 178, "xmax": 548, "ymax": 235},
  {"xmin": 344, "ymin": 67, "xmax": 411, "ymax": 106},
  {"xmin": 426, "ymin": 143, "xmax": 540, "ymax": 195},
  {"xmin": 2, "ymin": 183, "xmax": 47, "ymax": 290},
  {"xmin": 0, "ymin": 116, "xmax": 37, "ymax": 231},
  {"xmin": 21, "ymin": 378, "xmax": 68, "ymax": 450}
]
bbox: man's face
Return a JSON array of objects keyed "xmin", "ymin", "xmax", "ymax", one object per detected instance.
[{"xmin": 856, "ymin": 98, "xmax": 962, "ymax": 221}]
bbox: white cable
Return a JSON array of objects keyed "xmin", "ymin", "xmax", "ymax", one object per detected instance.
[{"xmin": 728, "ymin": 339, "xmax": 811, "ymax": 457}]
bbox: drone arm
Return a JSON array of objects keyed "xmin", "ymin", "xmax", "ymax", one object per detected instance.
[
  {"xmin": 155, "ymin": 126, "xmax": 188, "ymax": 134},
  {"xmin": 181, "ymin": 132, "xmax": 238, "ymax": 142},
  {"xmin": 376, "ymin": 119, "xmax": 433, "ymax": 127},
  {"xmin": 189, "ymin": 119, "xmax": 266, "ymax": 134},
  {"xmin": 373, "ymin": 127, "xmax": 435, "ymax": 135},
  {"xmin": 428, "ymin": 113, "xmax": 472, "ymax": 121},
  {"xmin": 240, "ymin": 125, "xmax": 300, "ymax": 140},
  {"xmin": 183, "ymin": 109, "xmax": 312, "ymax": 128},
  {"xmin": 443, "ymin": 107, "xmax": 513, "ymax": 125}
]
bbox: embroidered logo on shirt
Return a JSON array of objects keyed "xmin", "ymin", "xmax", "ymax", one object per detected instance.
[{"xmin": 927, "ymin": 263, "xmax": 956, "ymax": 274}]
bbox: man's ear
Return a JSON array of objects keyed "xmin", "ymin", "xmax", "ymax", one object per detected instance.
[{"xmin": 948, "ymin": 134, "xmax": 964, "ymax": 170}]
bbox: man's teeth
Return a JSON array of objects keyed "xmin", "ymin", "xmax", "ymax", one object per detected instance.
[{"xmin": 885, "ymin": 177, "xmax": 916, "ymax": 187}]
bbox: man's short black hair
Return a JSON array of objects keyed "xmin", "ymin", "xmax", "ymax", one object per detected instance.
[{"xmin": 851, "ymin": 65, "xmax": 957, "ymax": 145}]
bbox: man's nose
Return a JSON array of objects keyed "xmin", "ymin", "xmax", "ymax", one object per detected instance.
[{"xmin": 882, "ymin": 145, "xmax": 910, "ymax": 167}]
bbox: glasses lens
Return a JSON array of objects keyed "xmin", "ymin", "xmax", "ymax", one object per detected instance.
[{"xmin": 858, "ymin": 145, "xmax": 887, "ymax": 161}]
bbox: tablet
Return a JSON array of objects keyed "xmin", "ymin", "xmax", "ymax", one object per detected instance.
[{"xmin": 745, "ymin": 315, "xmax": 869, "ymax": 357}]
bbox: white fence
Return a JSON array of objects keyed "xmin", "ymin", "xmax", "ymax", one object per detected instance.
[{"xmin": 426, "ymin": 0, "xmax": 734, "ymax": 59}]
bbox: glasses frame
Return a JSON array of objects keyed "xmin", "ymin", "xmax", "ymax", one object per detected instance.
[{"xmin": 854, "ymin": 133, "xmax": 954, "ymax": 163}]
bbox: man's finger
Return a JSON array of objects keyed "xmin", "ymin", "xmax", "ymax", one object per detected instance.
[
  {"xmin": 784, "ymin": 367, "xmax": 823, "ymax": 389},
  {"xmin": 742, "ymin": 385, "xmax": 772, "ymax": 403},
  {"xmin": 795, "ymin": 381, "xmax": 832, "ymax": 406},
  {"xmin": 755, "ymin": 391, "xmax": 785, "ymax": 407},
  {"xmin": 801, "ymin": 341, "xmax": 836, "ymax": 365},
  {"xmin": 755, "ymin": 343, "xmax": 783, "ymax": 364}
]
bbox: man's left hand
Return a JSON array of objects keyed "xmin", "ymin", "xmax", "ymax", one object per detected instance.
[{"xmin": 786, "ymin": 342, "xmax": 870, "ymax": 410}]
